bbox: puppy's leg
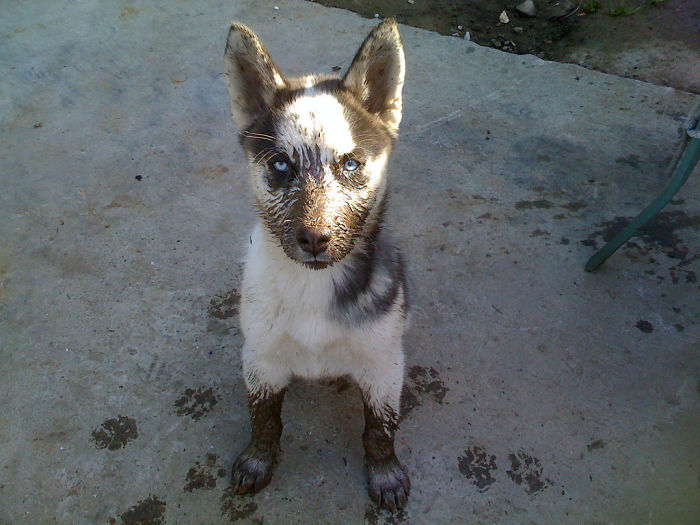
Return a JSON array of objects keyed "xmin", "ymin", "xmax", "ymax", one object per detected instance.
[
  {"xmin": 358, "ymin": 361, "xmax": 410, "ymax": 512},
  {"xmin": 231, "ymin": 347, "xmax": 289, "ymax": 494}
]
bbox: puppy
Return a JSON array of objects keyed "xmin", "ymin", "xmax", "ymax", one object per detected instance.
[{"xmin": 223, "ymin": 18, "xmax": 409, "ymax": 511}]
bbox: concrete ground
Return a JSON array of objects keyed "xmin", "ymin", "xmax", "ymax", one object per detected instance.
[{"xmin": 1, "ymin": 0, "xmax": 698, "ymax": 523}]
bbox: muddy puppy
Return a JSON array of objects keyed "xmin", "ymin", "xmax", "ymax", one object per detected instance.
[{"xmin": 223, "ymin": 19, "xmax": 409, "ymax": 511}]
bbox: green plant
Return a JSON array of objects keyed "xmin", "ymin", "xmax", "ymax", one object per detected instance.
[
  {"xmin": 607, "ymin": 2, "xmax": 643, "ymax": 16},
  {"xmin": 582, "ymin": 1, "xmax": 602, "ymax": 13}
]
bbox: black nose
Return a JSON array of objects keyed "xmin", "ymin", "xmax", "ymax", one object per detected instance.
[{"xmin": 296, "ymin": 227, "xmax": 331, "ymax": 256}]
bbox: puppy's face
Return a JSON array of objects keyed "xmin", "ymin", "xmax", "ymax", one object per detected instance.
[{"xmin": 224, "ymin": 21, "xmax": 405, "ymax": 269}]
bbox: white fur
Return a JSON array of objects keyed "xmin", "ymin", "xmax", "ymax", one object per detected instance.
[
  {"xmin": 240, "ymin": 222, "xmax": 406, "ymax": 413},
  {"xmin": 276, "ymin": 93, "xmax": 356, "ymax": 167}
]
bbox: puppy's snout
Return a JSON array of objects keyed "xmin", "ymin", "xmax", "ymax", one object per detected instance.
[{"xmin": 296, "ymin": 227, "xmax": 331, "ymax": 256}]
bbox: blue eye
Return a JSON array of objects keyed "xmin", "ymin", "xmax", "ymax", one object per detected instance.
[
  {"xmin": 343, "ymin": 159, "xmax": 359, "ymax": 172},
  {"xmin": 271, "ymin": 159, "xmax": 289, "ymax": 172}
]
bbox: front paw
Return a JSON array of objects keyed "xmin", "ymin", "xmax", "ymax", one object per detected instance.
[
  {"xmin": 231, "ymin": 448, "xmax": 275, "ymax": 494},
  {"xmin": 367, "ymin": 457, "xmax": 410, "ymax": 512}
]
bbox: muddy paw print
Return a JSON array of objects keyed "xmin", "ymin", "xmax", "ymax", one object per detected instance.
[
  {"xmin": 400, "ymin": 365, "xmax": 449, "ymax": 418},
  {"xmin": 174, "ymin": 387, "xmax": 219, "ymax": 421},
  {"xmin": 458, "ymin": 445, "xmax": 497, "ymax": 492},
  {"xmin": 208, "ymin": 288, "xmax": 240, "ymax": 319},
  {"xmin": 364, "ymin": 504, "xmax": 408, "ymax": 524},
  {"xmin": 120, "ymin": 495, "xmax": 166, "ymax": 525},
  {"xmin": 220, "ymin": 488, "xmax": 259, "ymax": 522},
  {"xmin": 184, "ymin": 453, "xmax": 227, "ymax": 492},
  {"xmin": 91, "ymin": 415, "xmax": 138, "ymax": 450},
  {"xmin": 506, "ymin": 449, "xmax": 550, "ymax": 494}
]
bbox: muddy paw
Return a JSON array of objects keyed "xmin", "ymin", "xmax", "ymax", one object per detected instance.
[
  {"xmin": 367, "ymin": 459, "xmax": 410, "ymax": 512},
  {"xmin": 231, "ymin": 450, "xmax": 274, "ymax": 494}
]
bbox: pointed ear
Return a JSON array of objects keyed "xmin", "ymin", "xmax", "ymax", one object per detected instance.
[
  {"xmin": 224, "ymin": 23, "xmax": 285, "ymax": 130},
  {"xmin": 343, "ymin": 19, "xmax": 405, "ymax": 132}
]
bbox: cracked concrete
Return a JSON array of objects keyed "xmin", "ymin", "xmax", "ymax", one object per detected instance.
[{"xmin": 0, "ymin": 0, "xmax": 698, "ymax": 523}]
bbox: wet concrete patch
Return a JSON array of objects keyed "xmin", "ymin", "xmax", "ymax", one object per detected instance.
[
  {"xmin": 400, "ymin": 365, "xmax": 449, "ymax": 418},
  {"xmin": 220, "ymin": 488, "xmax": 259, "ymax": 522},
  {"xmin": 587, "ymin": 211, "xmax": 700, "ymax": 266},
  {"xmin": 208, "ymin": 288, "xmax": 241, "ymax": 320},
  {"xmin": 91, "ymin": 415, "xmax": 138, "ymax": 450},
  {"xmin": 506, "ymin": 450, "xmax": 550, "ymax": 495},
  {"xmin": 174, "ymin": 387, "xmax": 219, "ymax": 421},
  {"xmin": 120, "ymin": 495, "xmax": 166, "ymax": 525},
  {"xmin": 458, "ymin": 445, "xmax": 498, "ymax": 492}
]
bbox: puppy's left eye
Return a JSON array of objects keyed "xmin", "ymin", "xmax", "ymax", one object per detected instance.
[
  {"xmin": 343, "ymin": 159, "xmax": 360, "ymax": 172},
  {"xmin": 273, "ymin": 160, "xmax": 289, "ymax": 173}
]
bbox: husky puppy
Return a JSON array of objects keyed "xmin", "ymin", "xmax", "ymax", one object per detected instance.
[{"xmin": 223, "ymin": 19, "xmax": 409, "ymax": 511}]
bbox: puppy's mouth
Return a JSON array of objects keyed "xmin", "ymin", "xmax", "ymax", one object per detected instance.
[{"xmin": 302, "ymin": 259, "xmax": 331, "ymax": 270}]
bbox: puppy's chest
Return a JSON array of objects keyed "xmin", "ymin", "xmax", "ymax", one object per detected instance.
[{"xmin": 242, "ymin": 232, "xmax": 350, "ymax": 352}]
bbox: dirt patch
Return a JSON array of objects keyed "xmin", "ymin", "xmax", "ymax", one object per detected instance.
[
  {"xmin": 91, "ymin": 415, "xmax": 138, "ymax": 450},
  {"xmin": 196, "ymin": 165, "xmax": 230, "ymax": 181},
  {"xmin": 312, "ymin": 0, "xmax": 699, "ymax": 93},
  {"xmin": 636, "ymin": 319, "xmax": 654, "ymax": 332},
  {"xmin": 515, "ymin": 199, "xmax": 554, "ymax": 210},
  {"xmin": 587, "ymin": 438, "xmax": 606, "ymax": 451}
]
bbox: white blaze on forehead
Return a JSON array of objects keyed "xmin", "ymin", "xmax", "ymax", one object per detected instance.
[{"xmin": 276, "ymin": 93, "xmax": 355, "ymax": 166}]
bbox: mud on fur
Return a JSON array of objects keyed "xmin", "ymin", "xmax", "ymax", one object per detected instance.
[{"xmin": 223, "ymin": 19, "xmax": 410, "ymax": 511}]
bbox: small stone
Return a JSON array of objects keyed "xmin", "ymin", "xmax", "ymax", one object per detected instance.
[
  {"xmin": 463, "ymin": 31, "xmax": 470, "ymax": 40},
  {"xmin": 273, "ymin": 5, "xmax": 279, "ymax": 10},
  {"xmin": 513, "ymin": 26, "xmax": 523, "ymax": 34},
  {"xmin": 516, "ymin": 0, "xmax": 537, "ymax": 17},
  {"xmin": 499, "ymin": 10, "xmax": 510, "ymax": 24}
]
